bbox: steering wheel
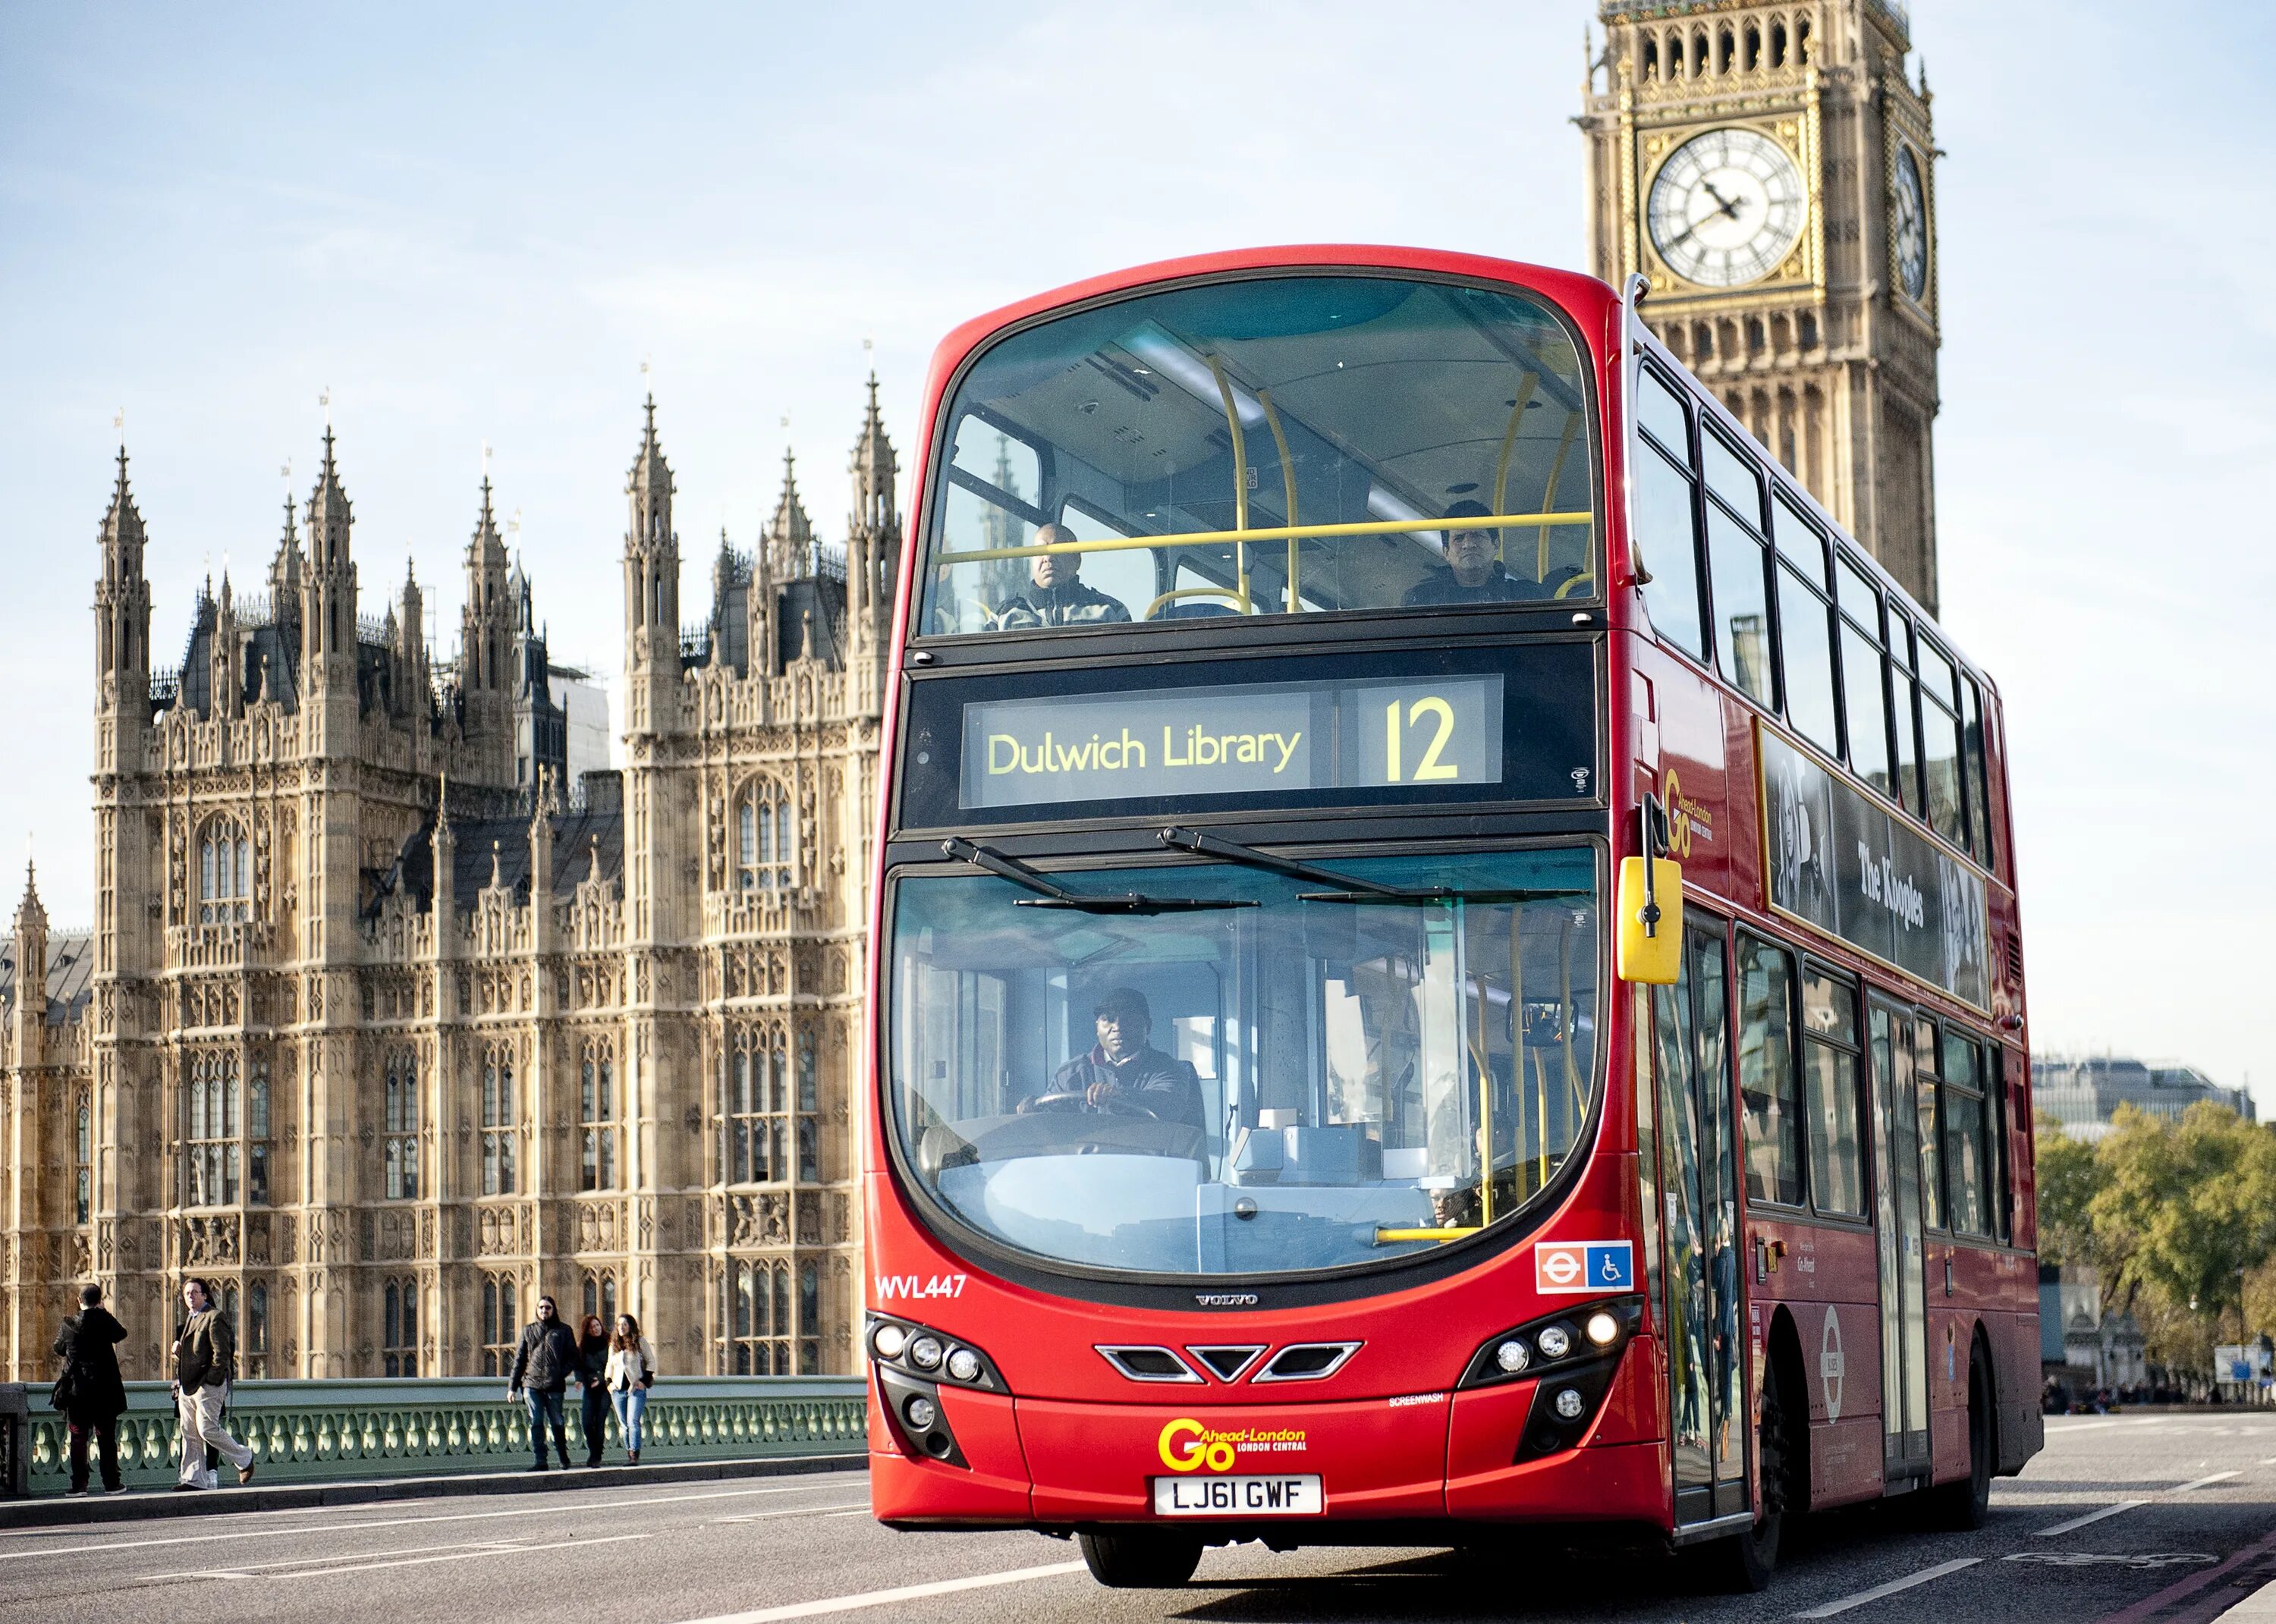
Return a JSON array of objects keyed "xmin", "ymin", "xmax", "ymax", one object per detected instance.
[{"xmin": 1022, "ymin": 1090, "xmax": 1160, "ymax": 1120}]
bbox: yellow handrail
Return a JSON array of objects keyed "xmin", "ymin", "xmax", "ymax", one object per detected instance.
[
  {"xmin": 1257, "ymin": 386, "xmax": 1301, "ymax": 612},
  {"xmin": 1490, "ymin": 372, "xmax": 1542, "ymax": 568},
  {"xmin": 1205, "ymin": 356, "xmax": 1253, "ymax": 614},
  {"xmin": 1539, "ymin": 409, "xmax": 1584, "ymax": 583},
  {"xmin": 1375, "ymin": 1226, "xmax": 1482, "ymax": 1244},
  {"xmin": 1141, "ymin": 585, "xmax": 1246, "ymax": 621},
  {"xmin": 935, "ymin": 511, "xmax": 1595, "ymax": 567}
]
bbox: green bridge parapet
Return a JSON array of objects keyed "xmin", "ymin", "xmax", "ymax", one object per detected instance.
[{"xmin": 0, "ymin": 1377, "xmax": 868, "ymax": 1497}]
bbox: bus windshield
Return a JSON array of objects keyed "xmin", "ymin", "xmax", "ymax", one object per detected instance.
[
  {"xmin": 887, "ymin": 848, "xmax": 1600, "ymax": 1280},
  {"xmin": 918, "ymin": 275, "xmax": 1596, "ymax": 639}
]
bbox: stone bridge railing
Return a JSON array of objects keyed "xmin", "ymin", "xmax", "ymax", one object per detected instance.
[{"xmin": 0, "ymin": 1375, "xmax": 866, "ymax": 1497}]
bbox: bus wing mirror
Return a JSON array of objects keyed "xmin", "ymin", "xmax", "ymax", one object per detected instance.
[{"xmin": 1616, "ymin": 856, "xmax": 1683, "ymax": 985}]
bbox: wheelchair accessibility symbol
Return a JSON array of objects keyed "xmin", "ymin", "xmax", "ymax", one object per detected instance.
[{"xmin": 1537, "ymin": 1240, "xmax": 1633, "ymax": 1295}]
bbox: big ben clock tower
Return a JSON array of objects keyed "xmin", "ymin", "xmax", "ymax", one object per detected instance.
[{"xmin": 1580, "ymin": 1, "xmax": 1942, "ymax": 611}]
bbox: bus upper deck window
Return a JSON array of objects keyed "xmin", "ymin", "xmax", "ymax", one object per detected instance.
[{"xmin": 918, "ymin": 275, "xmax": 1599, "ymax": 642}]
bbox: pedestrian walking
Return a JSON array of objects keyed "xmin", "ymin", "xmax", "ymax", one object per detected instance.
[
  {"xmin": 171, "ymin": 1277, "xmax": 255, "ymax": 1492},
  {"xmin": 52, "ymin": 1283, "xmax": 129, "ymax": 1495},
  {"xmin": 576, "ymin": 1314, "xmax": 609, "ymax": 1468},
  {"xmin": 603, "ymin": 1313, "xmax": 659, "ymax": 1465},
  {"xmin": 506, "ymin": 1294, "xmax": 581, "ymax": 1471}
]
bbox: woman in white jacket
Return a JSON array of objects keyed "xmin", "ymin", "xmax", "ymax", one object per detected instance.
[{"xmin": 603, "ymin": 1314, "xmax": 658, "ymax": 1464}]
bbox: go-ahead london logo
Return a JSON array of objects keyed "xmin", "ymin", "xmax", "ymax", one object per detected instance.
[{"xmin": 1158, "ymin": 1417, "xmax": 1307, "ymax": 1473}]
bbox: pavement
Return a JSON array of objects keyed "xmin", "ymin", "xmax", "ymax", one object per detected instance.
[{"xmin": 2, "ymin": 1413, "xmax": 2274, "ymax": 1622}]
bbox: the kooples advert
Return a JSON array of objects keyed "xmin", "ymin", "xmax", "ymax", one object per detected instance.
[
  {"xmin": 1760, "ymin": 727, "xmax": 1989, "ymax": 1010},
  {"xmin": 960, "ymin": 675, "xmax": 1503, "ymax": 810}
]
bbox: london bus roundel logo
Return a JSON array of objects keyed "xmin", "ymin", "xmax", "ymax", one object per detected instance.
[{"xmin": 1159, "ymin": 1418, "xmax": 1238, "ymax": 1473}]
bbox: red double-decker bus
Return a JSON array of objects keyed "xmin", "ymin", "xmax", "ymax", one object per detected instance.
[{"xmin": 860, "ymin": 245, "xmax": 2039, "ymax": 1591}]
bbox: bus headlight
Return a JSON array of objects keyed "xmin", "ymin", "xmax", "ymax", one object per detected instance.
[
  {"xmin": 1458, "ymin": 1296, "xmax": 1643, "ymax": 1392},
  {"xmin": 1495, "ymin": 1339, "xmax": 1531, "ymax": 1374},
  {"xmin": 907, "ymin": 1333, "xmax": 945, "ymax": 1370},
  {"xmin": 1585, "ymin": 1310, "xmax": 1620, "ymax": 1347},
  {"xmin": 1536, "ymin": 1326, "xmax": 1573, "ymax": 1360},
  {"xmin": 872, "ymin": 1323, "xmax": 908, "ymax": 1359},
  {"xmin": 1552, "ymin": 1387, "xmax": 1587, "ymax": 1421},
  {"xmin": 864, "ymin": 1314, "xmax": 1002, "ymax": 1391},
  {"xmin": 945, "ymin": 1347, "xmax": 982, "ymax": 1384},
  {"xmin": 904, "ymin": 1394, "xmax": 938, "ymax": 1431}
]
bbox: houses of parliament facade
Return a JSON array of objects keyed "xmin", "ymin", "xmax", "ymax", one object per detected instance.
[
  {"xmin": 2, "ymin": 0, "xmax": 1943, "ymax": 1382},
  {"xmin": 0, "ymin": 385, "xmax": 900, "ymax": 1381}
]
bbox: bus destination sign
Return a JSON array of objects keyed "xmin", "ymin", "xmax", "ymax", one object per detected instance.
[
  {"xmin": 1760, "ymin": 728, "xmax": 1990, "ymax": 1010},
  {"xmin": 960, "ymin": 676, "xmax": 1504, "ymax": 811}
]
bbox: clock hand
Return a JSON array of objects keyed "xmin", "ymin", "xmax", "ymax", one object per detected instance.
[{"xmin": 1700, "ymin": 179, "xmax": 1742, "ymax": 219}]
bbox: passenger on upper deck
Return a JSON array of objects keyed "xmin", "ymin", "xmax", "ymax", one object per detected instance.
[
  {"xmin": 992, "ymin": 525, "xmax": 1132, "ymax": 629},
  {"xmin": 1017, "ymin": 987, "xmax": 1204, "ymax": 1132},
  {"xmin": 1403, "ymin": 499, "xmax": 1578, "ymax": 606}
]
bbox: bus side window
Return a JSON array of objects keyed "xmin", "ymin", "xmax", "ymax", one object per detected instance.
[
  {"xmin": 1632, "ymin": 370, "xmax": 1709, "ymax": 661},
  {"xmin": 1737, "ymin": 935, "xmax": 1803, "ymax": 1206},
  {"xmin": 1911, "ymin": 1013, "xmax": 1945, "ymax": 1230},
  {"xmin": 1800, "ymin": 965, "xmax": 1865, "ymax": 1218},
  {"xmin": 1963, "ymin": 677, "xmax": 1996, "ymax": 869},
  {"xmin": 1939, "ymin": 1029, "xmax": 1989, "ymax": 1236},
  {"xmin": 1889, "ymin": 616, "xmax": 1925, "ymax": 818},
  {"xmin": 1916, "ymin": 639, "xmax": 1968, "ymax": 851},
  {"xmin": 1702, "ymin": 432, "xmax": 1771, "ymax": 705},
  {"xmin": 1988, "ymin": 1044, "xmax": 2013, "ymax": 1244},
  {"xmin": 1770, "ymin": 492, "xmax": 1838, "ymax": 753},
  {"xmin": 1834, "ymin": 554, "xmax": 1894, "ymax": 801}
]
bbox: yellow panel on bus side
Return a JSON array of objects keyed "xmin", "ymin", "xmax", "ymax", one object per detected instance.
[{"xmin": 1616, "ymin": 856, "xmax": 1684, "ymax": 984}]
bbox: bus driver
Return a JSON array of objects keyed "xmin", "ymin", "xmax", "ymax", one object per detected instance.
[
  {"xmin": 1018, "ymin": 987, "xmax": 1204, "ymax": 1131},
  {"xmin": 992, "ymin": 525, "xmax": 1133, "ymax": 628},
  {"xmin": 1404, "ymin": 498, "xmax": 1584, "ymax": 606}
]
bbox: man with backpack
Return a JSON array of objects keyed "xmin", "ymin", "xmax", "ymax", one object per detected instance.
[
  {"xmin": 172, "ymin": 1276, "xmax": 256, "ymax": 1490},
  {"xmin": 506, "ymin": 1294, "xmax": 583, "ymax": 1471},
  {"xmin": 52, "ymin": 1283, "xmax": 129, "ymax": 1494}
]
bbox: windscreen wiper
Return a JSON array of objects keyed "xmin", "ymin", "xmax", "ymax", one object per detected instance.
[
  {"xmin": 940, "ymin": 838, "xmax": 1256, "ymax": 916},
  {"xmin": 1158, "ymin": 825, "xmax": 1587, "ymax": 907}
]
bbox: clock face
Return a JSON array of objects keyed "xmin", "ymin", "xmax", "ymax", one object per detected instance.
[
  {"xmin": 1893, "ymin": 144, "xmax": 1929, "ymax": 303},
  {"xmin": 1647, "ymin": 127, "xmax": 1806, "ymax": 289}
]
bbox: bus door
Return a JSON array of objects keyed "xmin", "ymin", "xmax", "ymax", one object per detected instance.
[
  {"xmin": 1652, "ymin": 917, "xmax": 1748, "ymax": 1525},
  {"xmin": 1868, "ymin": 997, "xmax": 1932, "ymax": 1480}
]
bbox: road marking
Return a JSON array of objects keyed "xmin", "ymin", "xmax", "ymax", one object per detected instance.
[
  {"xmin": 0, "ymin": 1481, "xmax": 854, "ymax": 1563},
  {"xmin": 712, "ymin": 1504, "xmax": 870, "ymax": 1524},
  {"xmin": 178, "ymin": 1530, "xmax": 648, "ymax": 1582},
  {"xmin": 2035, "ymin": 1500, "xmax": 2148, "ymax": 1538},
  {"xmin": 668, "ymin": 1560, "xmax": 1091, "ymax": 1623},
  {"xmin": 146, "ymin": 1537, "xmax": 539, "ymax": 1580},
  {"xmin": 2176, "ymin": 1471, "xmax": 2240, "ymax": 1492},
  {"xmin": 2051, "ymin": 1419, "xmax": 2130, "ymax": 1434},
  {"xmin": 1794, "ymin": 1556, "xmax": 1982, "ymax": 1619},
  {"xmin": 2089, "ymin": 1521, "xmax": 2276, "ymax": 1624}
]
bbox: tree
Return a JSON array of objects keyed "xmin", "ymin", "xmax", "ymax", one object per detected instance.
[
  {"xmin": 2089, "ymin": 1102, "xmax": 2276, "ymax": 1345},
  {"xmin": 2033, "ymin": 1110, "xmax": 2102, "ymax": 1269}
]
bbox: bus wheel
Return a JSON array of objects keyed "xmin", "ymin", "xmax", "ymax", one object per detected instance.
[
  {"xmin": 1923, "ymin": 1343, "xmax": 1995, "ymax": 1531},
  {"xmin": 1698, "ymin": 1359, "xmax": 1789, "ymax": 1593},
  {"xmin": 1077, "ymin": 1528, "xmax": 1204, "ymax": 1588}
]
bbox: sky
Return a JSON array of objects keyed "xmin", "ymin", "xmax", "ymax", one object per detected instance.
[{"xmin": 2, "ymin": 2, "xmax": 2270, "ymax": 1108}]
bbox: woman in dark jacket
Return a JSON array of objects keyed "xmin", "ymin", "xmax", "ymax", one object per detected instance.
[
  {"xmin": 54, "ymin": 1283, "xmax": 129, "ymax": 1494},
  {"xmin": 576, "ymin": 1315, "xmax": 609, "ymax": 1467}
]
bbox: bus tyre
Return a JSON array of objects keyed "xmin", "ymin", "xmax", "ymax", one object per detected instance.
[
  {"xmin": 1078, "ymin": 1528, "xmax": 1203, "ymax": 1588},
  {"xmin": 1924, "ymin": 1343, "xmax": 1995, "ymax": 1532},
  {"xmin": 1700, "ymin": 1359, "xmax": 1789, "ymax": 1593}
]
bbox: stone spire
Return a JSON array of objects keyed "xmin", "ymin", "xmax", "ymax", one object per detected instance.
[
  {"xmin": 10, "ymin": 859, "xmax": 47, "ymax": 1051},
  {"xmin": 622, "ymin": 394, "xmax": 682, "ymax": 732},
  {"xmin": 94, "ymin": 447, "xmax": 152, "ymax": 709},
  {"xmin": 299, "ymin": 429, "xmax": 359, "ymax": 695},
  {"xmin": 844, "ymin": 373, "xmax": 901, "ymax": 710},
  {"xmin": 462, "ymin": 476, "xmax": 512, "ymax": 693},
  {"xmin": 765, "ymin": 448, "xmax": 814, "ymax": 578}
]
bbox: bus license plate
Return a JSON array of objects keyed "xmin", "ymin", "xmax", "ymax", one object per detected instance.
[{"xmin": 1152, "ymin": 1475, "xmax": 1323, "ymax": 1516}]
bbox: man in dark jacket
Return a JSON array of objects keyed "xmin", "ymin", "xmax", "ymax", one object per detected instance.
[
  {"xmin": 507, "ymin": 1295, "xmax": 583, "ymax": 1471},
  {"xmin": 990, "ymin": 527, "xmax": 1133, "ymax": 629},
  {"xmin": 53, "ymin": 1283, "xmax": 128, "ymax": 1494},
  {"xmin": 1023, "ymin": 987, "xmax": 1204, "ymax": 1131}
]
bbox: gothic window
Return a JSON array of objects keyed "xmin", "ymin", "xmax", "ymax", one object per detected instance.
[
  {"xmin": 797, "ymin": 1032, "xmax": 821, "ymax": 1183},
  {"xmin": 799, "ymin": 1260, "xmax": 822, "ymax": 1374},
  {"xmin": 722, "ymin": 1026, "xmax": 787, "ymax": 1185},
  {"xmin": 583, "ymin": 1271, "xmax": 618, "ymax": 1329},
  {"xmin": 384, "ymin": 1048, "xmax": 419, "ymax": 1200},
  {"xmin": 198, "ymin": 818, "xmax": 252, "ymax": 924},
  {"xmin": 728, "ymin": 1259, "xmax": 791, "ymax": 1374},
  {"xmin": 481, "ymin": 1276, "xmax": 517, "ymax": 1376},
  {"xmin": 248, "ymin": 1054, "xmax": 270, "ymax": 1205},
  {"xmin": 185, "ymin": 1050, "xmax": 241, "ymax": 1206},
  {"xmin": 75, "ymin": 1098, "xmax": 91, "ymax": 1225},
  {"xmin": 246, "ymin": 1282, "xmax": 269, "ymax": 1379},
  {"xmin": 735, "ymin": 785, "xmax": 794, "ymax": 891},
  {"xmin": 579, "ymin": 1039, "xmax": 618, "ymax": 1192},
  {"xmin": 482, "ymin": 1048, "xmax": 517, "ymax": 1195},
  {"xmin": 383, "ymin": 1278, "xmax": 419, "ymax": 1376}
]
